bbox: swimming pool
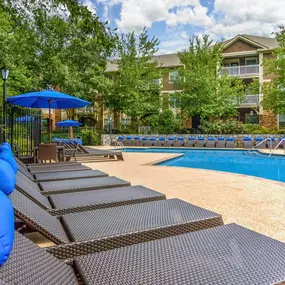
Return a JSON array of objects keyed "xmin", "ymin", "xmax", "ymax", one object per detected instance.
[{"xmin": 122, "ymin": 148, "xmax": 285, "ymax": 182}]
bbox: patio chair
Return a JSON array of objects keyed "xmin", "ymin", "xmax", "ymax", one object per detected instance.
[
  {"xmin": 63, "ymin": 142, "xmax": 79, "ymax": 162},
  {"xmin": 15, "ymin": 172, "xmax": 166, "ymax": 215},
  {"xmin": 138, "ymin": 137, "xmax": 148, "ymax": 146},
  {"xmin": 195, "ymin": 137, "xmax": 206, "ymax": 148},
  {"xmin": 225, "ymin": 137, "xmax": 235, "ymax": 148},
  {"xmin": 254, "ymin": 137, "xmax": 266, "ymax": 149},
  {"xmin": 266, "ymin": 138, "xmax": 278, "ymax": 149},
  {"xmin": 144, "ymin": 137, "xmax": 157, "ymax": 146},
  {"xmin": 17, "ymin": 161, "xmax": 109, "ymax": 182},
  {"xmin": 205, "ymin": 137, "xmax": 216, "ymax": 148},
  {"xmin": 4, "ymin": 224, "xmax": 285, "ymax": 285},
  {"xmin": 184, "ymin": 136, "xmax": 196, "ymax": 147},
  {"xmin": 133, "ymin": 136, "xmax": 141, "ymax": 146},
  {"xmin": 117, "ymin": 135, "xmax": 124, "ymax": 145},
  {"xmin": 216, "ymin": 136, "xmax": 226, "ymax": 148},
  {"xmin": 123, "ymin": 136, "xmax": 133, "ymax": 146},
  {"xmin": 10, "ymin": 189, "xmax": 223, "ymax": 259},
  {"xmin": 38, "ymin": 144, "xmax": 58, "ymax": 163},
  {"xmin": 243, "ymin": 137, "xmax": 253, "ymax": 149},
  {"xmin": 13, "ymin": 143, "xmax": 35, "ymax": 164},
  {"xmin": 155, "ymin": 137, "xmax": 166, "ymax": 147},
  {"xmin": 166, "ymin": 136, "xmax": 175, "ymax": 147},
  {"xmin": 173, "ymin": 136, "xmax": 185, "ymax": 147},
  {"xmin": 16, "ymin": 170, "xmax": 131, "ymax": 195}
]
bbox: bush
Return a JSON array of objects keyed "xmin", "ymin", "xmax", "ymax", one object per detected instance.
[
  {"xmin": 81, "ymin": 128, "xmax": 101, "ymax": 145},
  {"xmin": 199, "ymin": 119, "xmax": 244, "ymax": 134}
]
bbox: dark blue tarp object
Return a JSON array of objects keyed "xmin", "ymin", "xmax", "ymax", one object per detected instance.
[
  {"xmin": 15, "ymin": 115, "xmax": 34, "ymax": 122},
  {"xmin": 55, "ymin": 120, "xmax": 82, "ymax": 127}
]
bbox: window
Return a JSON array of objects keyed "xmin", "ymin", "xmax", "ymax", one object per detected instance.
[
  {"xmin": 169, "ymin": 70, "xmax": 179, "ymax": 83},
  {"xmin": 246, "ymin": 58, "xmax": 257, "ymax": 65},
  {"xmin": 279, "ymin": 114, "xmax": 285, "ymax": 128}
]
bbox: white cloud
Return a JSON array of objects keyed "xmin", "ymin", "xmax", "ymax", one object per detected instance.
[
  {"xmin": 181, "ymin": 31, "xmax": 188, "ymax": 39},
  {"xmin": 82, "ymin": 0, "xmax": 97, "ymax": 14},
  {"xmin": 103, "ymin": 5, "xmax": 109, "ymax": 22}
]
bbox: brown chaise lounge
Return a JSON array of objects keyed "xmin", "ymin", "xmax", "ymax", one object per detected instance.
[
  {"xmin": 10, "ymin": 189, "xmax": 223, "ymax": 259},
  {"xmin": 3, "ymin": 224, "xmax": 285, "ymax": 284},
  {"xmin": 15, "ymin": 172, "xmax": 166, "ymax": 215},
  {"xmin": 16, "ymin": 171, "xmax": 131, "ymax": 195}
]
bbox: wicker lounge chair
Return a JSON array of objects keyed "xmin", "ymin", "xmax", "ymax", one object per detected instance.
[
  {"xmin": 205, "ymin": 137, "xmax": 216, "ymax": 148},
  {"xmin": 10, "ymin": 190, "xmax": 223, "ymax": 259},
  {"xmin": 173, "ymin": 136, "xmax": 185, "ymax": 147},
  {"xmin": 137, "ymin": 137, "xmax": 148, "ymax": 146},
  {"xmin": 243, "ymin": 137, "xmax": 254, "ymax": 149},
  {"xmin": 254, "ymin": 137, "xmax": 266, "ymax": 149},
  {"xmin": 123, "ymin": 136, "xmax": 133, "ymax": 146},
  {"xmin": 195, "ymin": 137, "xmax": 206, "ymax": 147},
  {"xmin": 226, "ymin": 137, "xmax": 235, "ymax": 148},
  {"xmin": 166, "ymin": 137, "xmax": 175, "ymax": 147},
  {"xmin": 133, "ymin": 136, "xmax": 141, "ymax": 146},
  {"xmin": 4, "ymin": 224, "xmax": 285, "ymax": 285},
  {"xmin": 15, "ymin": 173, "xmax": 166, "ymax": 215},
  {"xmin": 17, "ymin": 162, "xmax": 109, "ymax": 182},
  {"xmin": 144, "ymin": 137, "xmax": 156, "ymax": 146},
  {"xmin": 155, "ymin": 137, "xmax": 166, "ymax": 147},
  {"xmin": 16, "ymin": 171, "xmax": 131, "ymax": 195},
  {"xmin": 184, "ymin": 136, "xmax": 196, "ymax": 147},
  {"xmin": 216, "ymin": 136, "xmax": 226, "ymax": 148}
]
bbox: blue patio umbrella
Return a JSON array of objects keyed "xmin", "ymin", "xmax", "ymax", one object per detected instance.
[
  {"xmin": 8, "ymin": 89, "xmax": 90, "ymax": 142},
  {"xmin": 55, "ymin": 120, "xmax": 82, "ymax": 127}
]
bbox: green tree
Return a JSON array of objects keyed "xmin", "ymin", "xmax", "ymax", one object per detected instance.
[
  {"xmin": 173, "ymin": 35, "xmax": 245, "ymax": 121},
  {"xmin": 262, "ymin": 25, "xmax": 285, "ymax": 114},
  {"xmin": 105, "ymin": 28, "xmax": 163, "ymax": 130}
]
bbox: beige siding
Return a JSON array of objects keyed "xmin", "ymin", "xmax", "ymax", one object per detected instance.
[{"xmin": 223, "ymin": 40, "xmax": 257, "ymax": 53}]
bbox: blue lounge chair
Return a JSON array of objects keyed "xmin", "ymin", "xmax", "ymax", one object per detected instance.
[
  {"xmin": 145, "ymin": 137, "xmax": 157, "ymax": 146},
  {"xmin": 195, "ymin": 136, "xmax": 206, "ymax": 147},
  {"xmin": 254, "ymin": 137, "xmax": 266, "ymax": 149},
  {"xmin": 184, "ymin": 136, "xmax": 196, "ymax": 147},
  {"xmin": 166, "ymin": 136, "xmax": 175, "ymax": 147},
  {"xmin": 226, "ymin": 137, "xmax": 235, "ymax": 148},
  {"xmin": 133, "ymin": 136, "xmax": 141, "ymax": 146},
  {"xmin": 216, "ymin": 136, "xmax": 226, "ymax": 148},
  {"xmin": 124, "ymin": 136, "xmax": 133, "ymax": 146},
  {"xmin": 243, "ymin": 137, "xmax": 253, "ymax": 149},
  {"xmin": 155, "ymin": 137, "xmax": 166, "ymax": 147},
  {"xmin": 206, "ymin": 137, "xmax": 216, "ymax": 148},
  {"xmin": 173, "ymin": 136, "xmax": 185, "ymax": 147},
  {"xmin": 139, "ymin": 137, "xmax": 148, "ymax": 146},
  {"xmin": 117, "ymin": 136, "xmax": 124, "ymax": 145}
]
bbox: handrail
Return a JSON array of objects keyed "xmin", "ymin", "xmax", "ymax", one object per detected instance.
[
  {"xmin": 269, "ymin": 138, "xmax": 285, "ymax": 157},
  {"xmin": 115, "ymin": 141, "xmax": 124, "ymax": 147},
  {"xmin": 248, "ymin": 138, "xmax": 272, "ymax": 153}
]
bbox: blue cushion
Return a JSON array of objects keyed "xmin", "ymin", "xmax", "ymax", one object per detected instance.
[
  {"xmin": 218, "ymin": 137, "xmax": 225, "ymax": 141},
  {"xmin": 0, "ymin": 160, "xmax": 16, "ymax": 195},
  {"xmin": 188, "ymin": 136, "xmax": 195, "ymax": 140},
  {"xmin": 0, "ymin": 144, "xmax": 18, "ymax": 174},
  {"xmin": 126, "ymin": 136, "xmax": 132, "ymax": 140},
  {"xmin": 118, "ymin": 136, "xmax": 124, "ymax": 139},
  {"xmin": 227, "ymin": 137, "xmax": 234, "ymax": 141},
  {"xmin": 177, "ymin": 137, "xmax": 184, "ymax": 141},
  {"xmin": 142, "ymin": 137, "xmax": 148, "ymax": 141},
  {"xmin": 208, "ymin": 137, "xmax": 215, "ymax": 141},
  {"xmin": 134, "ymin": 136, "xmax": 140, "ymax": 140},
  {"xmin": 255, "ymin": 137, "xmax": 263, "ymax": 141},
  {"xmin": 159, "ymin": 138, "xmax": 166, "ymax": 141},
  {"xmin": 150, "ymin": 138, "xmax": 156, "ymax": 141},
  {"xmin": 168, "ymin": 137, "xmax": 175, "ymax": 141},
  {"xmin": 198, "ymin": 137, "xmax": 205, "ymax": 141},
  {"xmin": 0, "ymin": 191, "xmax": 14, "ymax": 266},
  {"xmin": 243, "ymin": 137, "xmax": 251, "ymax": 141}
]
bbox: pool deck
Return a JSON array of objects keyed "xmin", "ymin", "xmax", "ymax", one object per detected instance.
[{"xmin": 86, "ymin": 146, "xmax": 285, "ymax": 243}]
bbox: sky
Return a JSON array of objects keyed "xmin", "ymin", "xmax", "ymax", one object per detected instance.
[{"xmin": 83, "ymin": 0, "xmax": 285, "ymax": 54}]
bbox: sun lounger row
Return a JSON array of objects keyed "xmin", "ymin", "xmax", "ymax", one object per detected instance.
[
  {"xmin": 118, "ymin": 135, "xmax": 284, "ymax": 149},
  {"xmin": 3, "ymin": 149, "xmax": 285, "ymax": 284}
]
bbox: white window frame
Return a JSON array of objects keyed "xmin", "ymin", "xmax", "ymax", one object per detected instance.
[{"xmin": 245, "ymin": 57, "xmax": 258, "ymax": 66}]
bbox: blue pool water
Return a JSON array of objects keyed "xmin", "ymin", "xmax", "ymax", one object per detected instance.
[{"xmin": 122, "ymin": 148, "xmax": 285, "ymax": 182}]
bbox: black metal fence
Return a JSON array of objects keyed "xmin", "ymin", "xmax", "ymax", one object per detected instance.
[{"xmin": 0, "ymin": 104, "xmax": 41, "ymax": 151}]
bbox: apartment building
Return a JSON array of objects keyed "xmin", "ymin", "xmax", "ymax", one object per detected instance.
[{"xmin": 103, "ymin": 34, "xmax": 280, "ymax": 130}]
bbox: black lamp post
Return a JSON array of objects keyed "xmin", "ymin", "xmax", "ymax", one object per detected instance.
[{"xmin": 1, "ymin": 68, "xmax": 9, "ymax": 141}]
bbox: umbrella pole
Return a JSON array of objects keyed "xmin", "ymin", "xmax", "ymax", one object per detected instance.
[{"xmin": 48, "ymin": 99, "xmax": 51, "ymax": 143}]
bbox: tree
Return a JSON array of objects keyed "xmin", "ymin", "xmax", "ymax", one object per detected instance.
[
  {"xmin": 262, "ymin": 25, "xmax": 285, "ymax": 114},
  {"xmin": 172, "ymin": 35, "xmax": 245, "ymax": 121},
  {"xmin": 104, "ymin": 28, "xmax": 163, "ymax": 130}
]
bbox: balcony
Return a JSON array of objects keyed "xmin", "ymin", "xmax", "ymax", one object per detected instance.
[
  {"xmin": 220, "ymin": 65, "xmax": 259, "ymax": 77},
  {"xmin": 238, "ymin": 94, "xmax": 259, "ymax": 107}
]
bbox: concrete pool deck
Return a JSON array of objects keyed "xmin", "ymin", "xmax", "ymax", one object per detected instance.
[{"xmin": 86, "ymin": 146, "xmax": 285, "ymax": 243}]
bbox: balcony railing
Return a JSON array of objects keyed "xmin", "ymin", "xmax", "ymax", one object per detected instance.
[
  {"xmin": 238, "ymin": 94, "xmax": 259, "ymax": 106},
  {"xmin": 221, "ymin": 65, "xmax": 259, "ymax": 77}
]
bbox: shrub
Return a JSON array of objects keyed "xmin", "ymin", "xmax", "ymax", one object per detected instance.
[
  {"xmin": 81, "ymin": 128, "xmax": 100, "ymax": 145},
  {"xmin": 199, "ymin": 119, "xmax": 244, "ymax": 134}
]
